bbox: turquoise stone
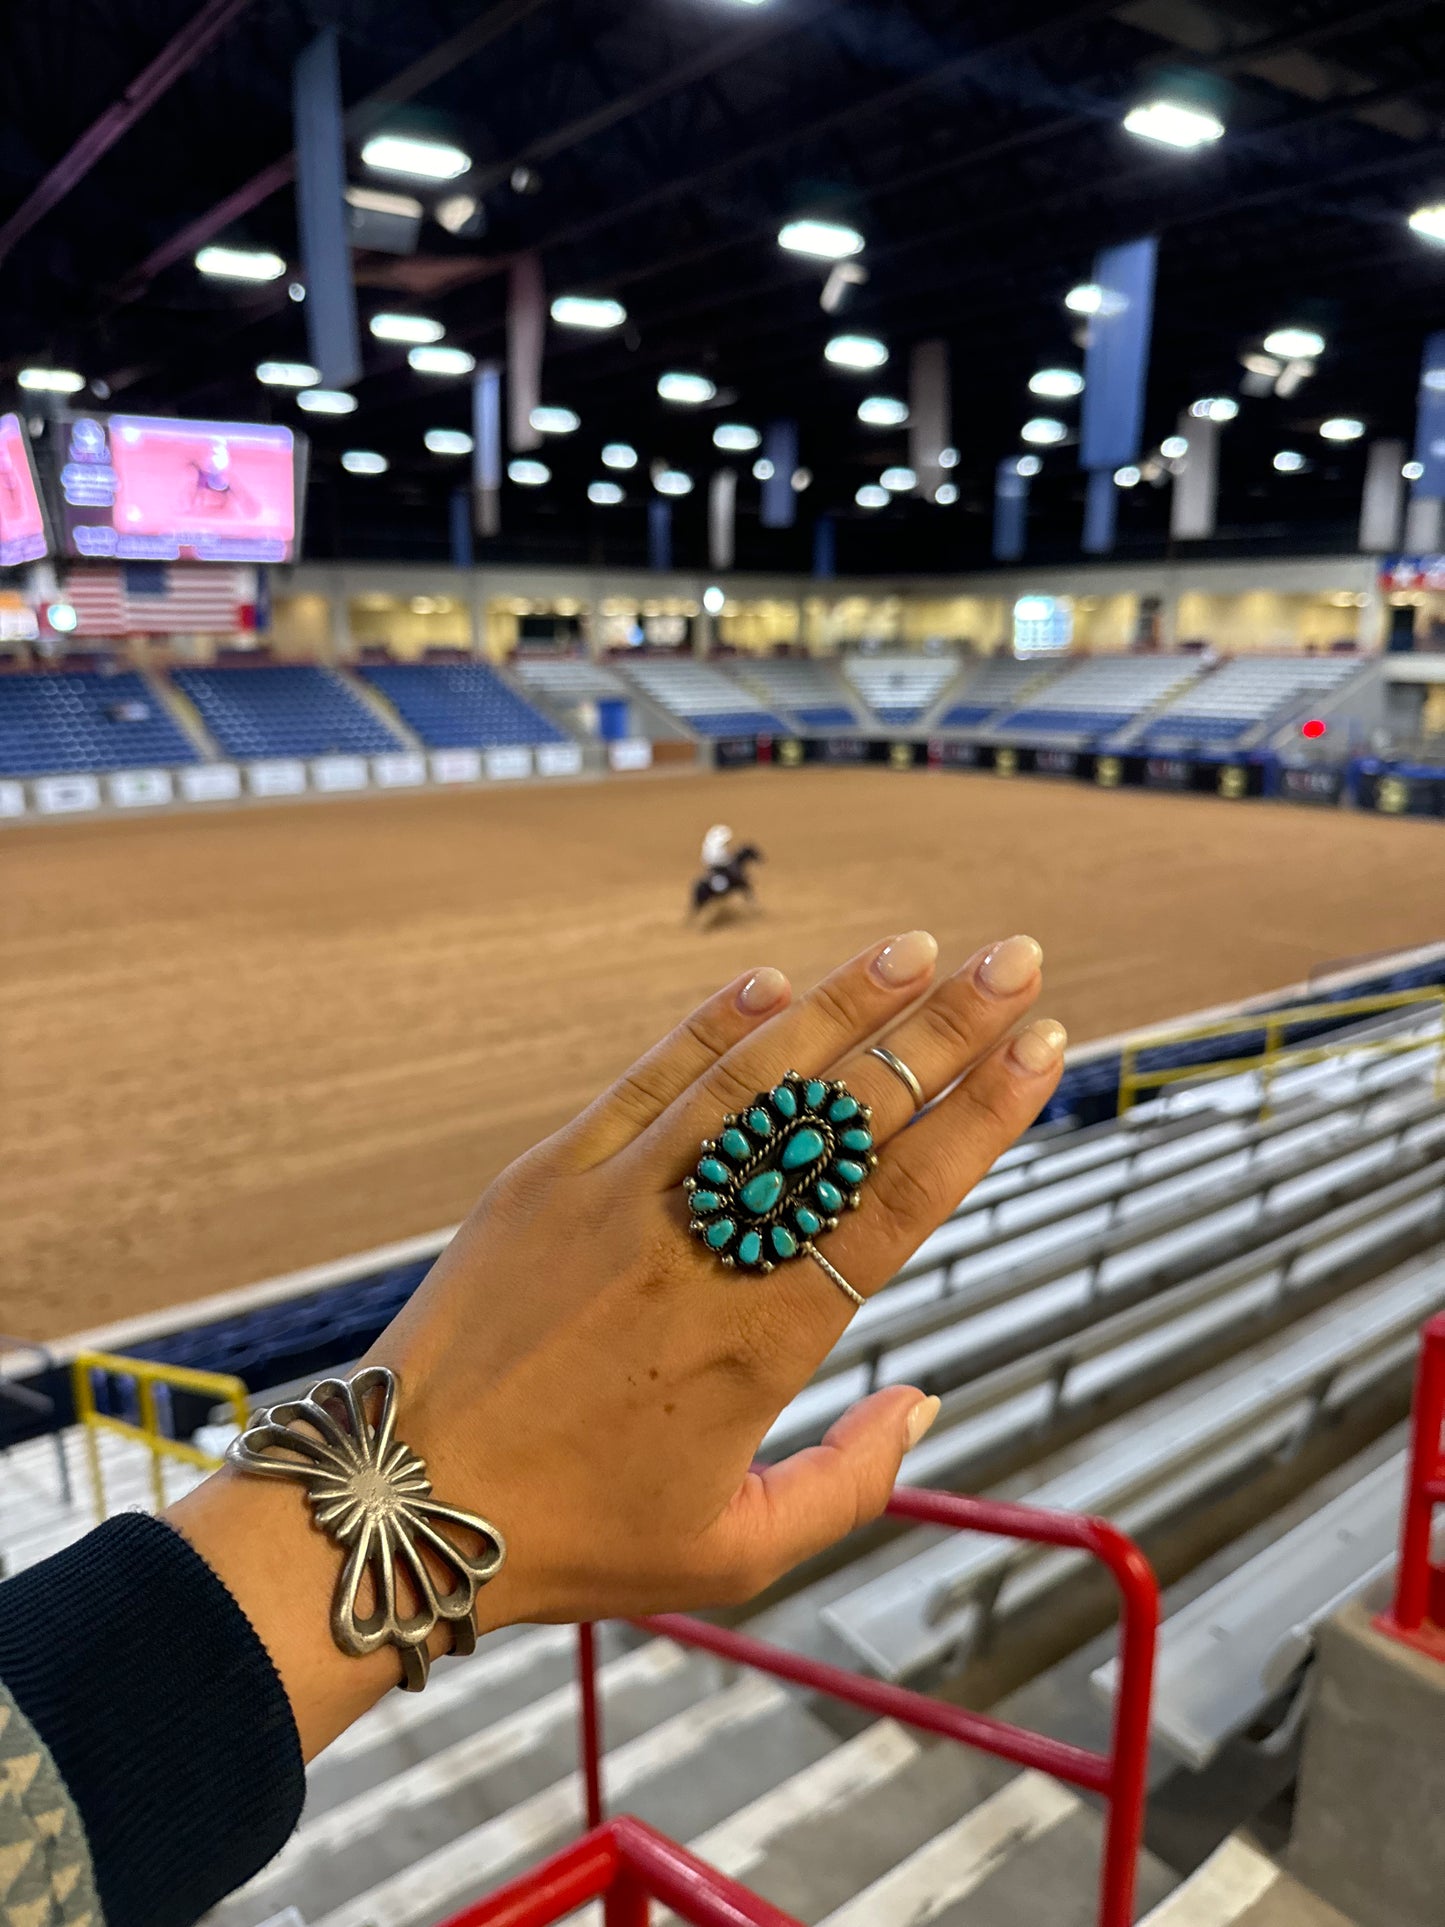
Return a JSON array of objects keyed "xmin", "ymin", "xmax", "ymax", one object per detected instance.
[
  {"xmin": 835, "ymin": 1159, "xmax": 867, "ymax": 1185},
  {"xmin": 772, "ymin": 1084, "xmax": 798, "ymax": 1118},
  {"xmin": 794, "ymin": 1206, "xmax": 822, "ymax": 1236},
  {"xmin": 770, "ymin": 1225, "xmax": 798, "ymax": 1260},
  {"xmin": 805, "ymin": 1079, "xmax": 827, "ymax": 1110},
  {"xmin": 747, "ymin": 1108, "xmax": 773, "ymax": 1136},
  {"xmin": 781, "ymin": 1127, "xmax": 825, "ymax": 1171},
  {"xmin": 721, "ymin": 1127, "xmax": 751, "ymax": 1161},
  {"xmin": 738, "ymin": 1229, "xmax": 763, "ymax": 1266},
  {"xmin": 690, "ymin": 1191, "xmax": 721, "ymax": 1213},
  {"xmin": 698, "ymin": 1157, "xmax": 730, "ymax": 1187},
  {"xmin": 815, "ymin": 1179, "xmax": 843, "ymax": 1212},
  {"xmin": 840, "ymin": 1127, "xmax": 873, "ymax": 1153},
  {"xmin": 740, "ymin": 1169, "xmax": 785, "ymax": 1214},
  {"xmin": 828, "ymin": 1095, "xmax": 859, "ymax": 1122},
  {"xmin": 705, "ymin": 1218, "xmax": 735, "ymax": 1249}
]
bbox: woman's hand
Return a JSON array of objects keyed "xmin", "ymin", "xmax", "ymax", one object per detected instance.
[{"xmin": 172, "ymin": 930, "xmax": 1063, "ymax": 1756}]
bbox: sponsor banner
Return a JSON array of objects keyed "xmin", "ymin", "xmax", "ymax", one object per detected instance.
[
  {"xmin": 1378, "ymin": 553, "xmax": 1445, "ymax": 591},
  {"xmin": 311, "ymin": 755, "xmax": 369, "ymax": 793},
  {"xmin": 34, "ymin": 774, "xmax": 101, "ymax": 814},
  {"xmin": 608, "ymin": 738, "xmax": 653, "ymax": 773},
  {"xmin": 430, "ymin": 749, "xmax": 483, "ymax": 784},
  {"xmin": 775, "ymin": 737, "xmax": 808, "ymax": 768},
  {"xmin": 248, "ymin": 759, "xmax": 307, "ymax": 797},
  {"xmin": 485, "ymin": 747, "xmax": 533, "ymax": 782},
  {"xmin": 1025, "ymin": 746, "xmax": 1080, "ymax": 778},
  {"xmin": 371, "ymin": 752, "xmax": 427, "ymax": 788},
  {"xmin": 927, "ymin": 739, "xmax": 985, "ymax": 769},
  {"xmin": 818, "ymin": 735, "xmax": 869, "ymax": 765},
  {"xmin": 879, "ymin": 739, "xmax": 923, "ymax": 770},
  {"xmin": 536, "ymin": 742, "xmax": 584, "ymax": 779},
  {"xmin": 1142, "ymin": 753, "xmax": 1194, "ymax": 791},
  {"xmin": 715, "ymin": 735, "xmax": 762, "ymax": 769},
  {"xmin": 180, "ymin": 763, "xmax": 242, "ymax": 803},
  {"xmin": 0, "ymin": 779, "xmax": 26, "ymax": 817},
  {"xmin": 1358, "ymin": 770, "xmax": 1444, "ymax": 817},
  {"xmin": 1275, "ymin": 765, "xmax": 1344, "ymax": 806},
  {"xmin": 109, "ymin": 768, "xmax": 173, "ymax": 808}
]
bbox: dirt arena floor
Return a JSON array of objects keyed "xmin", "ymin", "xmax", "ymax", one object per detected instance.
[{"xmin": 3, "ymin": 765, "xmax": 1444, "ymax": 1339}]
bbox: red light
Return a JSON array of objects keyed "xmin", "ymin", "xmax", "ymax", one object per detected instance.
[{"xmin": 1301, "ymin": 718, "xmax": 1327, "ymax": 739}]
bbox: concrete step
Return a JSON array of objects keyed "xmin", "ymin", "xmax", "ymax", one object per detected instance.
[{"xmin": 1141, "ymin": 1838, "xmax": 1355, "ymax": 1927}]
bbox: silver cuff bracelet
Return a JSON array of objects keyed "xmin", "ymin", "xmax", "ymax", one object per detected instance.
[{"xmin": 226, "ymin": 1365, "xmax": 506, "ymax": 1692}]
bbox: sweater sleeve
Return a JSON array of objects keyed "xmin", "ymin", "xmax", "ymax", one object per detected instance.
[{"xmin": 0, "ymin": 1512, "xmax": 305, "ymax": 1927}]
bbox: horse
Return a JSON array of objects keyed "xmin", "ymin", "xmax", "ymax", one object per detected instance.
[{"xmin": 689, "ymin": 844, "xmax": 764, "ymax": 921}]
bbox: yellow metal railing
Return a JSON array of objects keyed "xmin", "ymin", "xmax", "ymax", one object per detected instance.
[
  {"xmin": 71, "ymin": 1350, "xmax": 249, "ymax": 1523},
  {"xmin": 1117, "ymin": 988, "xmax": 1445, "ymax": 1120}
]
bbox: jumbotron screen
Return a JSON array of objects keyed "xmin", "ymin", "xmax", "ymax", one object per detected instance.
[
  {"xmin": 59, "ymin": 414, "xmax": 298, "ymax": 563},
  {"xmin": 0, "ymin": 412, "xmax": 50, "ymax": 567}
]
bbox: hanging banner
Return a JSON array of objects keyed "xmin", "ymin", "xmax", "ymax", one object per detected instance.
[
  {"xmin": 708, "ymin": 468, "xmax": 737, "ymax": 571},
  {"xmin": 761, "ymin": 420, "xmax": 798, "ymax": 529},
  {"xmin": 1080, "ymin": 237, "xmax": 1157, "ymax": 474},
  {"xmin": 1081, "ymin": 468, "xmax": 1116, "ymax": 555},
  {"xmin": 1171, "ymin": 412, "xmax": 1218, "ymax": 541},
  {"xmin": 1410, "ymin": 331, "xmax": 1445, "ymax": 498},
  {"xmin": 293, "ymin": 31, "xmax": 361, "ymax": 391},
  {"xmin": 812, "ymin": 514, "xmax": 836, "ymax": 578},
  {"xmin": 993, "ymin": 458, "xmax": 1028, "ymax": 562},
  {"xmin": 473, "ymin": 363, "xmax": 502, "ymax": 538},
  {"xmin": 1359, "ymin": 440, "xmax": 1405, "ymax": 552},
  {"xmin": 507, "ymin": 253, "xmax": 546, "ymax": 453},
  {"xmin": 648, "ymin": 499, "xmax": 673, "ymax": 572},
  {"xmin": 909, "ymin": 340, "xmax": 950, "ymax": 497}
]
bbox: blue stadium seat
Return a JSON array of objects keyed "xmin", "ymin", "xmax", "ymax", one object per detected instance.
[
  {"xmin": 1142, "ymin": 715, "xmax": 1254, "ymax": 745},
  {"xmin": 684, "ymin": 708, "xmax": 788, "ymax": 737},
  {"xmin": 1003, "ymin": 707, "xmax": 1133, "ymax": 737},
  {"xmin": 358, "ymin": 663, "xmax": 567, "ymax": 748},
  {"xmin": 0, "ymin": 672, "xmax": 198, "ymax": 775},
  {"xmin": 936, "ymin": 702, "xmax": 994, "ymax": 728},
  {"xmin": 173, "ymin": 666, "xmax": 402, "ymax": 759},
  {"xmin": 793, "ymin": 705, "xmax": 858, "ymax": 728}
]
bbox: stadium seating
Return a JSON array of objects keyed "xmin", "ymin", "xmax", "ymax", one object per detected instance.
[
  {"xmin": 935, "ymin": 656, "xmax": 1047, "ymax": 729},
  {"xmin": 0, "ymin": 670, "xmax": 198, "ymax": 774},
  {"xmin": 357, "ymin": 662, "xmax": 567, "ymax": 747},
  {"xmin": 842, "ymin": 653, "xmax": 960, "ymax": 725},
  {"xmin": 622, "ymin": 657, "xmax": 788, "ymax": 736},
  {"xmin": 1141, "ymin": 656, "xmax": 1361, "ymax": 748},
  {"xmin": 173, "ymin": 665, "xmax": 402, "ymax": 759},
  {"xmin": 993, "ymin": 656, "xmax": 1199, "ymax": 740},
  {"xmin": 509, "ymin": 656, "xmax": 631, "ymax": 702},
  {"xmin": 728, "ymin": 658, "xmax": 864, "ymax": 729}
]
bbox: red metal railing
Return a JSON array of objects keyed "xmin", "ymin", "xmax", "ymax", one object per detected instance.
[
  {"xmin": 1375, "ymin": 1310, "xmax": 1445, "ymax": 1661},
  {"xmin": 580, "ymin": 1485, "xmax": 1159, "ymax": 1927}
]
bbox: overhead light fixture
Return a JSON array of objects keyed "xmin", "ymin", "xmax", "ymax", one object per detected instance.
[
  {"xmin": 881, "ymin": 465, "xmax": 916, "ymax": 492},
  {"xmin": 17, "ymin": 367, "xmax": 85, "ymax": 393},
  {"xmin": 655, "ymin": 468, "xmax": 694, "ymax": 496},
  {"xmin": 778, "ymin": 218, "xmax": 864, "ymax": 260},
  {"xmin": 821, "ymin": 261, "xmax": 868, "ymax": 314},
  {"xmin": 408, "ymin": 345, "xmax": 477, "ymax": 376},
  {"xmin": 703, "ymin": 586, "xmax": 726, "ymax": 614},
  {"xmin": 792, "ymin": 467, "xmax": 812, "ymax": 492},
  {"xmin": 1319, "ymin": 417, "xmax": 1365, "ymax": 442},
  {"xmin": 425, "ymin": 428, "xmax": 473, "ymax": 456},
  {"xmin": 588, "ymin": 480, "xmax": 625, "ymax": 505},
  {"xmin": 602, "ymin": 443, "xmax": 638, "ymax": 470},
  {"xmin": 509, "ymin": 458, "xmax": 550, "ymax": 486},
  {"xmin": 857, "ymin": 395, "xmax": 908, "ymax": 427},
  {"xmin": 257, "ymin": 361, "xmax": 320, "ymax": 387},
  {"xmin": 825, "ymin": 333, "xmax": 888, "ymax": 370},
  {"xmin": 531, "ymin": 405, "xmax": 580, "ymax": 434},
  {"xmin": 1016, "ymin": 454, "xmax": 1042, "ymax": 477},
  {"xmin": 361, "ymin": 133, "xmax": 471, "ymax": 181},
  {"xmin": 935, "ymin": 482, "xmax": 959, "ymax": 505},
  {"xmin": 46, "ymin": 602, "xmax": 79, "ymax": 634},
  {"xmin": 752, "ymin": 457, "xmax": 774, "ymax": 482},
  {"xmin": 370, "ymin": 313, "xmax": 445, "ymax": 344},
  {"xmin": 195, "ymin": 244, "xmax": 286, "ymax": 282},
  {"xmin": 550, "ymin": 294, "xmax": 627, "ymax": 330},
  {"xmin": 341, "ymin": 450, "xmax": 388, "ymax": 475},
  {"xmin": 713, "ymin": 423, "xmax": 760, "ymax": 451},
  {"xmin": 288, "ymin": 281, "xmax": 306, "ymax": 302},
  {"xmin": 1114, "ymin": 465, "xmax": 1141, "ymax": 487},
  {"xmin": 435, "ymin": 193, "xmax": 484, "ymax": 237},
  {"xmin": 1408, "ymin": 204, "xmax": 1445, "ymax": 244},
  {"xmin": 939, "ymin": 446, "xmax": 959, "ymax": 468},
  {"xmin": 1263, "ymin": 326, "xmax": 1324, "ymax": 360},
  {"xmin": 1273, "ymin": 449, "xmax": 1306, "ymax": 473},
  {"xmin": 855, "ymin": 484, "xmax": 889, "ymax": 509},
  {"xmin": 1190, "ymin": 395, "xmax": 1239, "ymax": 421},
  {"xmin": 1065, "ymin": 282, "xmax": 1103, "ymax": 314},
  {"xmin": 1020, "ymin": 416, "xmax": 1067, "ymax": 446},
  {"xmin": 297, "ymin": 388, "xmax": 357, "ymax": 414},
  {"xmin": 1160, "ymin": 434, "xmax": 1189, "ymax": 459},
  {"xmin": 1029, "ymin": 367, "xmax": 1084, "ymax": 399},
  {"xmin": 657, "ymin": 372, "xmax": 717, "ymax": 404},
  {"xmin": 1403, "ymin": 460, "xmax": 1425, "ymax": 481},
  {"xmin": 1123, "ymin": 100, "xmax": 1225, "ymax": 149}
]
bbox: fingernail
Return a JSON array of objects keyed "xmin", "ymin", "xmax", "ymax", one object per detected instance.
[
  {"xmin": 1009, "ymin": 1018, "xmax": 1067, "ymax": 1075},
  {"xmin": 977, "ymin": 934, "xmax": 1043, "ymax": 998},
  {"xmin": 905, "ymin": 1395, "xmax": 941, "ymax": 1450},
  {"xmin": 873, "ymin": 930, "xmax": 938, "ymax": 988},
  {"xmin": 738, "ymin": 967, "xmax": 789, "ymax": 1014}
]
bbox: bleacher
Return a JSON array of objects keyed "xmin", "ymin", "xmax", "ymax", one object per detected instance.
[
  {"xmin": 173, "ymin": 665, "xmax": 402, "ymax": 759},
  {"xmin": 730, "ymin": 658, "xmax": 863, "ymax": 729},
  {"xmin": 0, "ymin": 670, "xmax": 198, "ymax": 774},
  {"xmin": 622, "ymin": 657, "xmax": 788, "ymax": 737},
  {"xmin": 1141, "ymin": 656, "xmax": 1361, "ymax": 749},
  {"xmin": 993, "ymin": 655, "xmax": 1199, "ymax": 741},
  {"xmin": 842, "ymin": 653, "xmax": 960, "ymax": 725},
  {"xmin": 509, "ymin": 657, "xmax": 630, "ymax": 702},
  {"xmin": 357, "ymin": 662, "xmax": 568, "ymax": 747},
  {"xmin": 935, "ymin": 656, "xmax": 1045, "ymax": 729}
]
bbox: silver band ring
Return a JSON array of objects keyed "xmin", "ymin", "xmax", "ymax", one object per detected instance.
[
  {"xmin": 869, "ymin": 1044, "xmax": 926, "ymax": 1113},
  {"xmin": 809, "ymin": 1248, "xmax": 865, "ymax": 1310}
]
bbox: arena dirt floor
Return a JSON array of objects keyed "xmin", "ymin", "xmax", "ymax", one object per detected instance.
[{"xmin": 4, "ymin": 764, "xmax": 1444, "ymax": 1339}]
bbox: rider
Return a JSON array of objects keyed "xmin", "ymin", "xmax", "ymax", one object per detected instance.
[{"xmin": 701, "ymin": 822, "xmax": 734, "ymax": 881}]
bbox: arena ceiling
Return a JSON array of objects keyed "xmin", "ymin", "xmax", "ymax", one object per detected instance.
[{"xmin": 3, "ymin": 0, "xmax": 1444, "ymax": 572}]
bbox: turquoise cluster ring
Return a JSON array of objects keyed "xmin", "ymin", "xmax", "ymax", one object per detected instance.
[{"xmin": 685, "ymin": 1071, "xmax": 876, "ymax": 1308}]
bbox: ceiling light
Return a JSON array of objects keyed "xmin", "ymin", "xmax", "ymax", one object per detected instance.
[
  {"xmin": 297, "ymin": 388, "xmax": 357, "ymax": 414},
  {"xmin": 1065, "ymin": 282, "xmax": 1103, "ymax": 314},
  {"xmin": 288, "ymin": 281, "xmax": 306, "ymax": 302},
  {"xmin": 1263, "ymin": 326, "xmax": 1325, "ymax": 360},
  {"xmin": 1123, "ymin": 100, "xmax": 1225, "ymax": 149},
  {"xmin": 939, "ymin": 446, "xmax": 959, "ymax": 468},
  {"xmin": 703, "ymin": 586, "xmax": 726, "ymax": 614},
  {"xmin": 655, "ymin": 468, "xmax": 693, "ymax": 496},
  {"xmin": 1319, "ymin": 417, "xmax": 1364, "ymax": 442},
  {"xmin": 370, "ymin": 313, "xmax": 445, "ymax": 344},
  {"xmin": 935, "ymin": 482, "xmax": 958, "ymax": 505},
  {"xmin": 1016, "ymin": 454, "xmax": 1042, "ymax": 477},
  {"xmin": 1403, "ymin": 460, "xmax": 1425, "ymax": 481},
  {"xmin": 714, "ymin": 423, "xmax": 760, "ymax": 451},
  {"xmin": 752, "ymin": 457, "xmax": 774, "ymax": 481},
  {"xmin": 1160, "ymin": 434, "xmax": 1189, "ymax": 459},
  {"xmin": 425, "ymin": 428, "xmax": 473, "ymax": 455},
  {"xmin": 362, "ymin": 133, "xmax": 471, "ymax": 181},
  {"xmin": 881, "ymin": 465, "xmax": 915, "ymax": 491},
  {"xmin": 658, "ymin": 371, "xmax": 716, "ymax": 404},
  {"xmin": 778, "ymin": 218, "xmax": 864, "ymax": 260},
  {"xmin": 602, "ymin": 443, "xmax": 638, "ymax": 470},
  {"xmin": 341, "ymin": 450, "xmax": 388, "ymax": 474},
  {"xmin": 1021, "ymin": 416, "xmax": 1067, "ymax": 446},
  {"xmin": 550, "ymin": 294, "xmax": 627, "ymax": 330},
  {"xmin": 531, "ymin": 405, "xmax": 580, "ymax": 434},
  {"xmin": 1114, "ymin": 465, "xmax": 1141, "ymax": 487},
  {"xmin": 589, "ymin": 480, "xmax": 624, "ymax": 505},
  {"xmin": 435, "ymin": 193, "xmax": 483, "ymax": 236},
  {"xmin": 855, "ymin": 484, "xmax": 889, "ymax": 509},
  {"xmin": 1029, "ymin": 367, "xmax": 1084, "ymax": 399},
  {"xmin": 1408, "ymin": 204, "xmax": 1445, "ymax": 244},
  {"xmin": 1190, "ymin": 395, "xmax": 1238, "ymax": 421},
  {"xmin": 17, "ymin": 367, "xmax": 85, "ymax": 393},
  {"xmin": 46, "ymin": 602, "xmax": 79, "ymax": 633},
  {"xmin": 1274, "ymin": 449, "xmax": 1305, "ymax": 473},
  {"xmin": 857, "ymin": 395, "xmax": 908, "ymax": 427},
  {"xmin": 792, "ymin": 467, "xmax": 812, "ymax": 492},
  {"xmin": 408, "ymin": 345, "xmax": 476, "ymax": 376},
  {"xmin": 825, "ymin": 333, "xmax": 888, "ymax": 370},
  {"xmin": 257, "ymin": 360, "xmax": 319, "ymax": 387},
  {"xmin": 509, "ymin": 458, "xmax": 549, "ymax": 486},
  {"xmin": 195, "ymin": 244, "xmax": 285, "ymax": 282}
]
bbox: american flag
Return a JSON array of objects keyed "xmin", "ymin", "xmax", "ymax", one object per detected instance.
[{"xmin": 64, "ymin": 563, "xmax": 254, "ymax": 636}]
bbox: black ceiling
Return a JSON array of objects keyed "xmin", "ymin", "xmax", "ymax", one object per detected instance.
[{"xmin": 3, "ymin": 0, "xmax": 1444, "ymax": 574}]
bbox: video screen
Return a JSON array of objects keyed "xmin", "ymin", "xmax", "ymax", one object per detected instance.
[
  {"xmin": 59, "ymin": 414, "xmax": 298, "ymax": 563},
  {"xmin": 0, "ymin": 412, "xmax": 50, "ymax": 567}
]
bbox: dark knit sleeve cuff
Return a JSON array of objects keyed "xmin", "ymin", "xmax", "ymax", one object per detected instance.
[{"xmin": 0, "ymin": 1510, "xmax": 305, "ymax": 1927}]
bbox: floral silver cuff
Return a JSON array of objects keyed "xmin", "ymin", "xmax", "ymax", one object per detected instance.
[{"xmin": 226, "ymin": 1365, "xmax": 506, "ymax": 1692}]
